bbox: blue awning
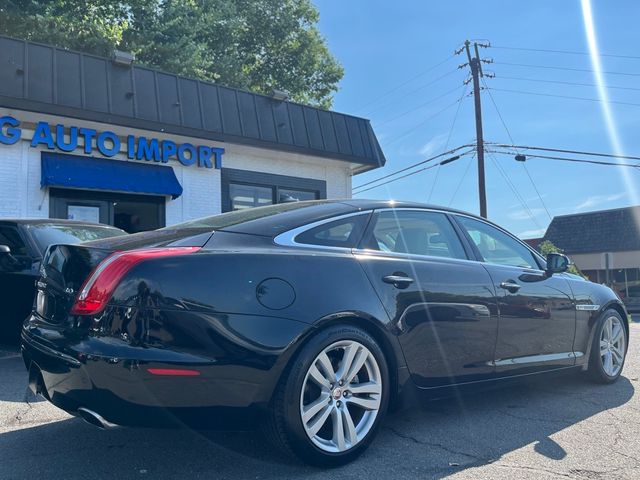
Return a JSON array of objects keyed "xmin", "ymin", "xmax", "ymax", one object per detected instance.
[{"xmin": 41, "ymin": 153, "xmax": 183, "ymax": 199}]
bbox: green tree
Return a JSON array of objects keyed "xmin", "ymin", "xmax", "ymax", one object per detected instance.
[
  {"xmin": 0, "ymin": 0, "xmax": 343, "ymax": 108},
  {"xmin": 538, "ymin": 240, "xmax": 585, "ymax": 277}
]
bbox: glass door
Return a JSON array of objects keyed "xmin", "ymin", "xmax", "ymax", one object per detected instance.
[{"xmin": 50, "ymin": 189, "xmax": 165, "ymax": 233}]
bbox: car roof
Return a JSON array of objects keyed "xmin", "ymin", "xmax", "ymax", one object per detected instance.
[
  {"xmin": 337, "ymin": 199, "xmax": 470, "ymax": 215},
  {"xmin": 219, "ymin": 199, "xmax": 482, "ymax": 237}
]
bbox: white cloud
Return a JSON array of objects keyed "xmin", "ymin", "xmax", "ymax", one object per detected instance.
[
  {"xmin": 508, "ymin": 207, "xmax": 546, "ymax": 221},
  {"xmin": 574, "ymin": 193, "xmax": 626, "ymax": 211},
  {"xmin": 418, "ymin": 133, "xmax": 447, "ymax": 157},
  {"xmin": 518, "ymin": 228, "xmax": 546, "ymax": 239},
  {"xmin": 507, "ymin": 195, "xmax": 549, "ymax": 211}
]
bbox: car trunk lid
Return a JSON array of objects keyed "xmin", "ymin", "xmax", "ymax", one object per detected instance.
[
  {"xmin": 35, "ymin": 244, "xmax": 113, "ymax": 324},
  {"xmin": 34, "ymin": 228, "xmax": 214, "ymax": 325}
]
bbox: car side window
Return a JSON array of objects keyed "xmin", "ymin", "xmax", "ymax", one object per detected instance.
[
  {"xmin": 364, "ymin": 210, "xmax": 467, "ymax": 260},
  {"xmin": 0, "ymin": 226, "xmax": 28, "ymax": 257},
  {"xmin": 295, "ymin": 214, "xmax": 369, "ymax": 248},
  {"xmin": 455, "ymin": 215, "xmax": 540, "ymax": 269}
]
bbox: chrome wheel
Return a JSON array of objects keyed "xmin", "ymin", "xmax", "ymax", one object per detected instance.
[
  {"xmin": 299, "ymin": 340, "xmax": 382, "ymax": 453},
  {"xmin": 600, "ymin": 315, "xmax": 626, "ymax": 377}
]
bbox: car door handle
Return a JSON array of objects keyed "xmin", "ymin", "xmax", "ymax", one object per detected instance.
[
  {"xmin": 500, "ymin": 281, "xmax": 522, "ymax": 293},
  {"xmin": 382, "ymin": 275, "xmax": 414, "ymax": 289}
]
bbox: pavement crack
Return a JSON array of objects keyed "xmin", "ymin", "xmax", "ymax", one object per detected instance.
[
  {"xmin": 383, "ymin": 426, "xmax": 492, "ymax": 463},
  {"xmin": 493, "ymin": 463, "xmax": 601, "ymax": 479}
]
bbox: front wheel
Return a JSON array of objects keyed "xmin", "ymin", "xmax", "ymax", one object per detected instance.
[
  {"xmin": 265, "ymin": 325, "xmax": 389, "ymax": 466},
  {"xmin": 587, "ymin": 309, "xmax": 628, "ymax": 384}
]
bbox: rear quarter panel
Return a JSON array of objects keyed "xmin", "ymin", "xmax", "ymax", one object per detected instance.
[
  {"xmin": 102, "ymin": 248, "xmax": 399, "ymax": 404},
  {"xmin": 110, "ymin": 249, "xmax": 391, "ymax": 327}
]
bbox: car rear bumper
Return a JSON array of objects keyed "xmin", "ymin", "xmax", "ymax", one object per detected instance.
[{"xmin": 21, "ymin": 310, "xmax": 311, "ymax": 427}]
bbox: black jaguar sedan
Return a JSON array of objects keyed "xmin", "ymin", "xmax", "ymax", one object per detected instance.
[
  {"xmin": 22, "ymin": 200, "xmax": 628, "ymax": 466},
  {"xmin": 0, "ymin": 219, "xmax": 126, "ymax": 344}
]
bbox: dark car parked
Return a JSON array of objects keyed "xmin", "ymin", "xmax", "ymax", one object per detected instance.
[
  {"xmin": 21, "ymin": 200, "xmax": 628, "ymax": 466},
  {"xmin": 0, "ymin": 219, "xmax": 126, "ymax": 343}
]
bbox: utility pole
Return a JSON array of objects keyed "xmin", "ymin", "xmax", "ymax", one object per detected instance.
[{"xmin": 457, "ymin": 40, "xmax": 491, "ymax": 218}]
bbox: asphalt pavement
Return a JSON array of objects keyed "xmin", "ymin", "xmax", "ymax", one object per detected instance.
[{"xmin": 1, "ymin": 325, "xmax": 639, "ymax": 480}]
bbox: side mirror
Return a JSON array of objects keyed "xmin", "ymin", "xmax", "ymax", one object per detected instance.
[
  {"xmin": 0, "ymin": 245, "xmax": 10, "ymax": 254},
  {"xmin": 546, "ymin": 252, "xmax": 569, "ymax": 275}
]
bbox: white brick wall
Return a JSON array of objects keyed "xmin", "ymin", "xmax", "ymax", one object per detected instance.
[{"xmin": 0, "ymin": 108, "xmax": 356, "ymax": 225}]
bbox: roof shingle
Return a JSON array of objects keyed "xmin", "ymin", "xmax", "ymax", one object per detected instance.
[
  {"xmin": 0, "ymin": 35, "xmax": 386, "ymax": 171},
  {"xmin": 543, "ymin": 205, "xmax": 640, "ymax": 254}
]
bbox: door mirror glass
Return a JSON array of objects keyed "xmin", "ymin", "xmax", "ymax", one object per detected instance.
[
  {"xmin": 0, "ymin": 244, "xmax": 10, "ymax": 254},
  {"xmin": 546, "ymin": 253, "xmax": 569, "ymax": 275}
]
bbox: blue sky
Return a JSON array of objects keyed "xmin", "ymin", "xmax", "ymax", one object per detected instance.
[{"xmin": 314, "ymin": 0, "xmax": 640, "ymax": 238}]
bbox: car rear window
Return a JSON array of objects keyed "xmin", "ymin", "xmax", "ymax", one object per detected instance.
[{"xmin": 27, "ymin": 224, "xmax": 127, "ymax": 254}]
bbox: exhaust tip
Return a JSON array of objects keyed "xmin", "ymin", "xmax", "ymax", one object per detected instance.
[{"xmin": 77, "ymin": 407, "xmax": 119, "ymax": 429}]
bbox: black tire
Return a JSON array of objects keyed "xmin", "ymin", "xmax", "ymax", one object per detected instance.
[
  {"xmin": 586, "ymin": 309, "xmax": 628, "ymax": 384},
  {"xmin": 264, "ymin": 324, "xmax": 390, "ymax": 467}
]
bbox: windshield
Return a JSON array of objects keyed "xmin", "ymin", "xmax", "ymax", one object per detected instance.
[
  {"xmin": 165, "ymin": 201, "xmax": 335, "ymax": 230},
  {"xmin": 28, "ymin": 224, "xmax": 127, "ymax": 253}
]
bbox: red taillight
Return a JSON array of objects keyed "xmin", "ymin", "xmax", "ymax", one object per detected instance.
[{"xmin": 70, "ymin": 247, "xmax": 200, "ymax": 316}]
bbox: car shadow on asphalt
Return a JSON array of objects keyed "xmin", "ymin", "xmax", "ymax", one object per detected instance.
[{"xmin": 0, "ymin": 372, "xmax": 635, "ymax": 479}]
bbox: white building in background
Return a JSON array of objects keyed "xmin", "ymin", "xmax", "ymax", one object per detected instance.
[
  {"xmin": 542, "ymin": 205, "xmax": 640, "ymax": 311},
  {"xmin": 0, "ymin": 35, "xmax": 385, "ymax": 232}
]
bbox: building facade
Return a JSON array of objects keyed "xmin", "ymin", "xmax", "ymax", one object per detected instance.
[
  {"xmin": 0, "ymin": 36, "xmax": 385, "ymax": 232},
  {"xmin": 543, "ymin": 205, "xmax": 640, "ymax": 311}
]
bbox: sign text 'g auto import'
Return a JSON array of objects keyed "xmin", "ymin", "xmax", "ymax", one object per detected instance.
[{"xmin": 0, "ymin": 116, "xmax": 224, "ymax": 169}]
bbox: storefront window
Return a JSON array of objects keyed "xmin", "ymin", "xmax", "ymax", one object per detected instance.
[
  {"xmin": 222, "ymin": 168, "xmax": 326, "ymax": 212},
  {"xmin": 229, "ymin": 184, "xmax": 273, "ymax": 210},
  {"xmin": 278, "ymin": 188, "xmax": 317, "ymax": 203},
  {"xmin": 583, "ymin": 267, "xmax": 640, "ymax": 310},
  {"xmin": 228, "ymin": 182, "xmax": 320, "ymax": 211},
  {"xmin": 621, "ymin": 268, "xmax": 640, "ymax": 310}
]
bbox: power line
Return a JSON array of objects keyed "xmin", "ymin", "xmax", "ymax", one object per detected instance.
[
  {"xmin": 494, "ymin": 61, "xmax": 640, "ymax": 77},
  {"xmin": 481, "ymin": 78, "xmax": 553, "ymax": 221},
  {"xmin": 374, "ymin": 84, "xmax": 462, "ymax": 127},
  {"xmin": 381, "ymin": 91, "xmax": 468, "ymax": 148},
  {"xmin": 491, "ymin": 45, "xmax": 640, "ymax": 61},
  {"xmin": 448, "ymin": 152, "xmax": 475, "ymax": 206},
  {"xmin": 522, "ymin": 164, "xmax": 552, "ymax": 221},
  {"xmin": 487, "ymin": 152, "xmax": 543, "ymax": 230},
  {"xmin": 353, "ymin": 150, "xmax": 473, "ymax": 195},
  {"xmin": 482, "ymin": 80, "xmax": 517, "ymax": 147},
  {"xmin": 494, "ymin": 75, "xmax": 640, "ymax": 93},
  {"xmin": 364, "ymin": 68, "xmax": 460, "ymax": 117},
  {"xmin": 488, "ymin": 149, "xmax": 640, "ymax": 168},
  {"xmin": 355, "ymin": 54, "xmax": 456, "ymax": 114},
  {"xmin": 488, "ymin": 87, "xmax": 640, "ymax": 108},
  {"xmin": 353, "ymin": 163, "xmax": 440, "ymax": 195},
  {"xmin": 487, "ymin": 143, "xmax": 640, "ymax": 162},
  {"xmin": 428, "ymin": 82, "xmax": 469, "ymax": 202},
  {"xmin": 353, "ymin": 143, "xmax": 475, "ymax": 191}
]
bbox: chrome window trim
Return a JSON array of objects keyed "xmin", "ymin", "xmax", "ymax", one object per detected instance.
[
  {"xmin": 273, "ymin": 211, "xmax": 371, "ymax": 252},
  {"xmin": 352, "ymin": 248, "xmax": 482, "ymax": 267},
  {"xmin": 273, "ymin": 206, "xmax": 546, "ymax": 272}
]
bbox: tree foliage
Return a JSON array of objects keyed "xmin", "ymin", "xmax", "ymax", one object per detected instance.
[
  {"xmin": 538, "ymin": 240, "xmax": 585, "ymax": 277},
  {"xmin": 0, "ymin": 0, "xmax": 343, "ymax": 108}
]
